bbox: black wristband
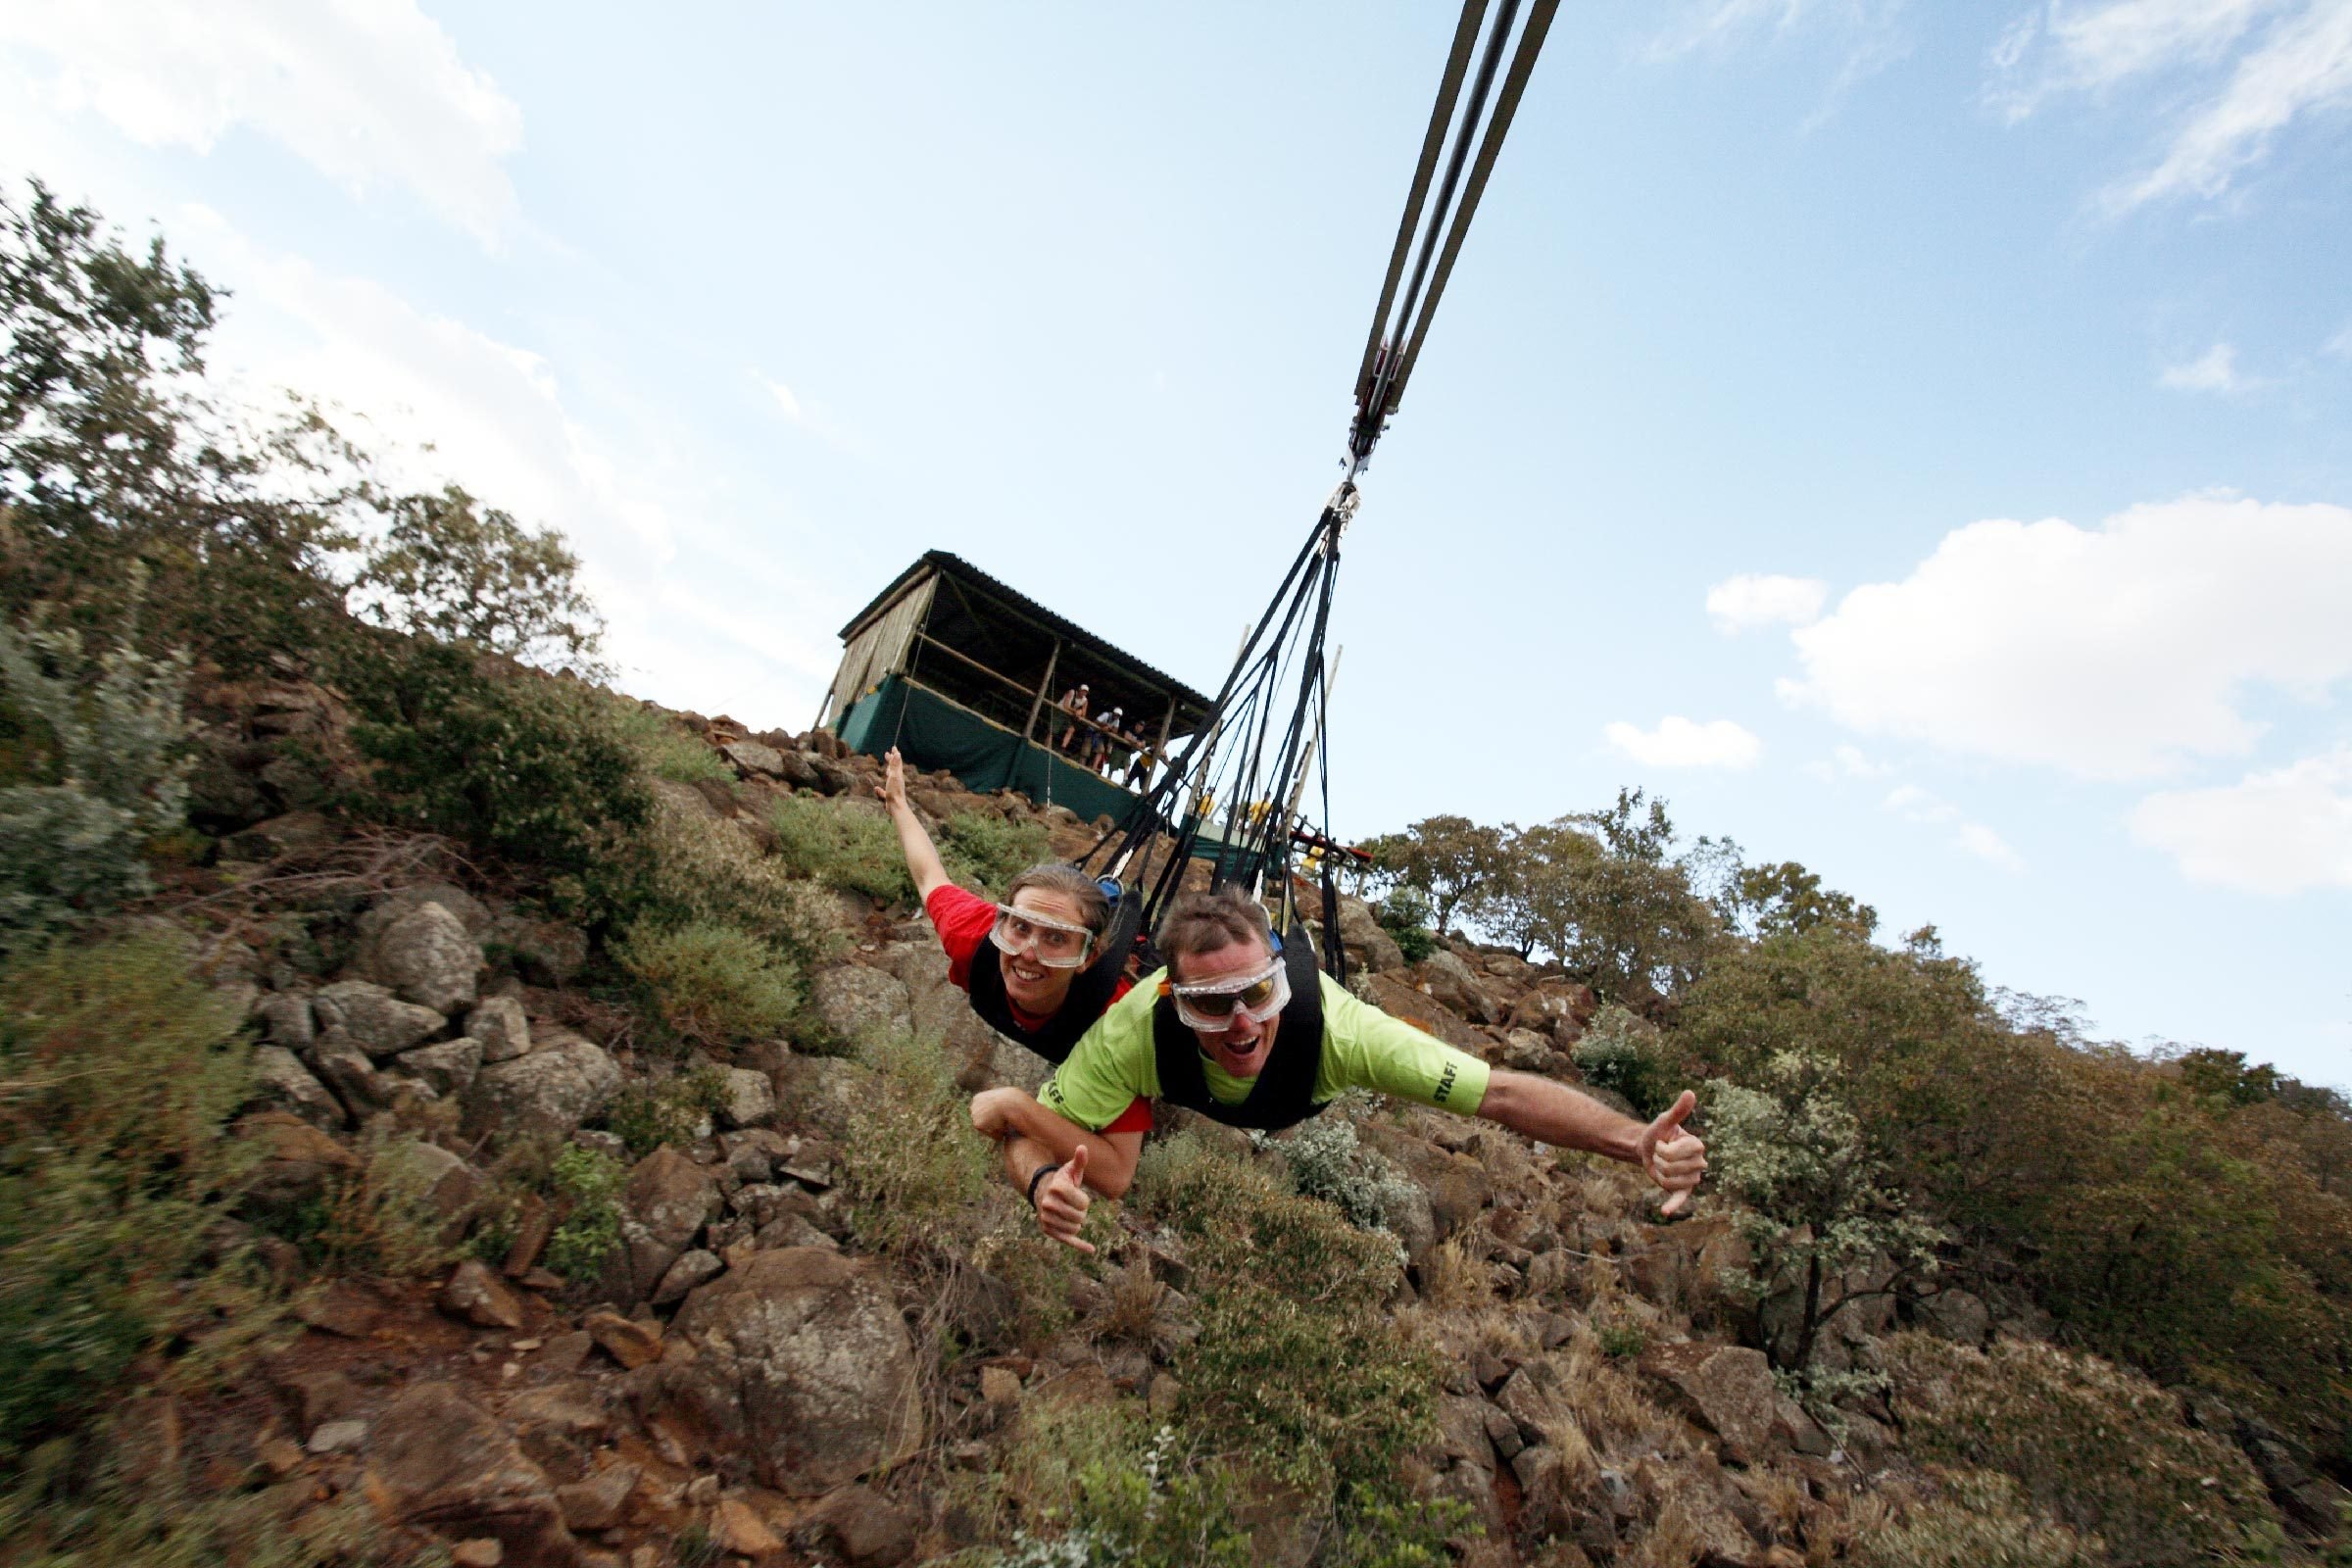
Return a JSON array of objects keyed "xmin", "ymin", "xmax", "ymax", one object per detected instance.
[{"xmin": 1026, "ymin": 1161, "xmax": 1062, "ymax": 1209}]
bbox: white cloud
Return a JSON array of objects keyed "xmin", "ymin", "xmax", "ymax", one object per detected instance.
[
  {"xmin": 2326, "ymin": 320, "xmax": 2352, "ymax": 358},
  {"xmin": 0, "ymin": 0, "xmax": 521, "ymax": 243},
  {"xmin": 1706, "ymin": 572, "xmax": 1830, "ymax": 632},
  {"xmin": 1990, "ymin": 0, "xmax": 2352, "ymax": 209},
  {"xmin": 1782, "ymin": 494, "xmax": 2352, "ymax": 779},
  {"xmin": 754, "ymin": 372, "xmax": 805, "ymax": 422},
  {"xmin": 1603, "ymin": 716, "xmax": 1764, "ymax": 769},
  {"xmin": 166, "ymin": 207, "xmax": 843, "ymax": 725},
  {"xmin": 2132, "ymin": 744, "xmax": 2352, "ymax": 892},
  {"xmin": 2158, "ymin": 340, "xmax": 2258, "ymax": 391},
  {"xmin": 1802, "ymin": 742, "xmax": 1895, "ymax": 783},
  {"xmin": 1885, "ymin": 784, "xmax": 2028, "ymax": 871}
]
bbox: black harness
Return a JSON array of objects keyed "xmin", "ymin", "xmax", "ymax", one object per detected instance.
[
  {"xmin": 964, "ymin": 890, "xmax": 1141, "ymax": 1065},
  {"xmin": 1150, "ymin": 928, "xmax": 1330, "ymax": 1132}
]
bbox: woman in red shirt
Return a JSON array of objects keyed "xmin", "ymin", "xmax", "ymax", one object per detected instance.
[{"xmin": 879, "ymin": 749, "xmax": 1152, "ymax": 1160}]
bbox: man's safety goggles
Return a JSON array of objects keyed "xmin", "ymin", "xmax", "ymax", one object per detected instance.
[
  {"xmin": 989, "ymin": 906, "xmax": 1096, "ymax": 969},
  {"xmin": 1161, "ymin": 958, "xmax": 1290, "ymax": 1032}
]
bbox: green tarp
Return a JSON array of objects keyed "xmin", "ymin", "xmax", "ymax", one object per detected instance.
[{"xmin": 835, "ymin": 675, "xmax": 1140, "ymax": 826}]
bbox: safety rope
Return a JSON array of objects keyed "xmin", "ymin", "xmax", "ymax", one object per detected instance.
[{"xmin": 1083, "ymin": 0, "xmax": 1558, "ymax": 971}]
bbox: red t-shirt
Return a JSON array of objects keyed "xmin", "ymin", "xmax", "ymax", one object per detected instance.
[{"xmin": 926, "ymin": 884, "xmax": 1150, "ymax": 1135}]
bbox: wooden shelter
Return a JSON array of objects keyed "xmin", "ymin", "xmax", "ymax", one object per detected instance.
[{"xmin": 819, "ymin": 552, "xmax": 1213, "ymax": 823}]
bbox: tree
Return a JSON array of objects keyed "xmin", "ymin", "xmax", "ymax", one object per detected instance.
[
  {"xmin": 1359, "ymin": 814, "xmax": 1507, "ymax": 937},
  {"xmin": 1705, "ymin": 1051, "xmax": 1948, "ymax": 1377},
  {"xmin": 1, "ymin": 180, "xmax": 360, "ymax": 673},
  {"xmin": 350, "ymin": 484, "xmax": 605, "ymax": 673},
  {"xmin": 1518, "ymin": 793, "xmax": 1722, "ymax": 1002},
  {"xmin": 1727, "ymin": 859, "xmax": 1878, "ymax": 941}
]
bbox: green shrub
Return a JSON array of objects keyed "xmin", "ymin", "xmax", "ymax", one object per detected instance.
[
  {"xmin": 962, "ymin": 1414, "xmax": 1254, "ymax": 1568},
  {"xmin": 839, "ymin": 1028, "xmax": 1000, "ymax": 1257},
  {"xmin": 290, "ymin": 1130, "xmax": 466, "ymax": 1279},
  {"xmin": 543, "ymin": 1144, "xmax": 626, "ymax": 1280},
  {"xmin": 612, "ymin": 920, "xmax": 801, "ymax": 1048},
  {"xmin": 937, "ymin": 810, "xmax": 1053, "ymax": 900},
  {"xmin": 1252, "ymin": 1110, "xmax": 1416, "ymax": 1261},
  {"xmin": 605, "ymin": 1065, "xmax": 728, "ymax": 1157},
  {"xmin": 768, "ymin": 793, "xmax": 911, "ymax": 904},
  {"xmin": 1375, "ymin": 888, "xmax": 1438, "ymax": 963},
  {"xmin": 1569, "ymin": 1004, "xmax": 1678, "ymax": 1118},
  {"xmin": 0, "ymin": 1467, "xmax": 413, "ymax": 1568},
  {"xmin": 349, "ymin": 643, "xmax": 653, "ymax": 924},
  {"xmin": 0, "ymin": 612, "xmax": 191, "ymax": 954},
  {"xmin": 1854, "ymin": 1468, "xmax": 2102, "ymax": 1568},
  {"xmin": 1133, "ymin": 1129, "xmax": 1456, "ymax": 1555},
  {"xmin": 608, "ymin": 697, "xmax": 732, "ymax": 785},
  {"xmin": 0, "ymin": 934, "xmax": 270, "ymax": 1460},
  {"xmin": 1882, "ymin": 1333, "xmax": 2281, "ymax": 1567},
  {"xmin": 640, "ymin": 789, "xmax": 844, "ymax": 960}
]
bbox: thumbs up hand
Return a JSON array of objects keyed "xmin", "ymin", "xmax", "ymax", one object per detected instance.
[
  {"xmin": 1034, "ymin": 1144, "xmax": 1096, "ymax": 1254},
  {"xmin": 1636, "ymin": 1090, "xmax": 1708, "ymax": 1217}
]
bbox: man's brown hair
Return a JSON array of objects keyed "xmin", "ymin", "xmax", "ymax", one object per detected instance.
[{"xmin": 1153, "ymin": 888, "xmax": 1274, "ymax": 977}]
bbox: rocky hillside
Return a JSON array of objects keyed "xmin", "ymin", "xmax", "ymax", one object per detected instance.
[{"xmin": 9, "ymin": 675, "xmax": 2336, "ymax": 1568}]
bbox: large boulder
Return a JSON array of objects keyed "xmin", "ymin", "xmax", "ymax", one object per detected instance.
[
  {"xmin": 721, "ymin": 739, "xmax": 786, "ymax": 778},
  {"xmin": 714, "ymin": 1066, "xmax": 776, "ymax": 1130},
  {"xmin": 467, "ymin": 996, "xmax": 534, "ymax": 1063},
  {"xmin": 661, "ymin": 1248, "xmax": 921, "ymax": 1494},
  {"xmin": 313, "ymin": 981, "xmax": 446, "ymax": 1060},
  {"xmin": 1638, "ymin": 1342, "xmax": 1827, "ymax": 1464},
  {"xmin": 1506, "ymin": 978, "xmax": 1598, "ymax": 1042},
  {"xmin": 252, "ymin": 1045, "xmax": 346, "ymax": 1130},
  {"xmin": 354, "ymin": 898, "xmax": 482, "ymax": 1015},
  {"xmin": 363, "ymin": 1382, "xmax": 577, "ymax": 1566},
  {"xmin": 1333, "ymin": 897, "xmax": 1407, "ymax": 974},
  {"xmin": 596, "ymin": 1147, "xmax": 721, "ymax": 1305},
  {"xmin": 393, "ymin": 1036, "xmax": 483, "ymax": 1099},
  {"xmin": 463, "ymin": 1030, "xmax": 620, "ymax": 1145},
  {"xmin": 1413, "ymin": 951, "xmax": 1503, "ymax": 1024},
  {"xmin": 235, "ymin": 1110, "xmax": 362, "ymax": 1224},
  {"xmin": 491, "ymin": 912, "xmax": 589, "ymax": 987},
  {"xmin": 809, "ymin": 964, "xmax": 912, "ymax": 1047},
  {"xmin": 771, "ymin": 1054, "xmax": 883, "ymax": 1142},
  {"xmin": 1354, "ymin": 973, "xmax": 1487, "ymax": 1055}
]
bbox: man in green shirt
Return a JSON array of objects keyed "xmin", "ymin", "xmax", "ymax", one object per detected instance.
[{"xmin": 973, "ymin": 888, "xmax": 1708, "ymax": 1252}]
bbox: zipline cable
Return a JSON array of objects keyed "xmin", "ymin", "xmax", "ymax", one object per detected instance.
[{"xmin": 1086, "ymin": 0, "xmax": 1558, "ymax": 962}]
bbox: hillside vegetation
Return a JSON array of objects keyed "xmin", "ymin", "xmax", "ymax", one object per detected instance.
[{"xmin": 2, "ymin": 178, "xmax": 2345, "ymax": 1567}]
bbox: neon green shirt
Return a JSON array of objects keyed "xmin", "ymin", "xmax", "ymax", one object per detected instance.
[{"xmin": 1038, "ymin": 969, "xmax": 1492, "ymax": 1132}]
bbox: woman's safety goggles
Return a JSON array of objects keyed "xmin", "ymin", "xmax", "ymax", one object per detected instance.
[
  {"xmin": 1161, "ymin": 958, "xmax": 1291, "ymax": 1032},
  {"xmin": 989, "ymin": 906, "xmax": 1096, "ymax": 969}
]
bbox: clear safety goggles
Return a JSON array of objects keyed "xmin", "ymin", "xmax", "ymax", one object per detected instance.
[
  {"xmin": 989, "ymin": 906, "xmax": 1097, "ymax": 969},
  {"xmin": 1161, "ymin": 957, "xmax": 1291, "ymax": 1032}
]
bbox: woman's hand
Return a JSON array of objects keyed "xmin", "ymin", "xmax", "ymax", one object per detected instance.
[{"xmin": 880, "ymin": 746, "xmax": 910, "ymax": 813}]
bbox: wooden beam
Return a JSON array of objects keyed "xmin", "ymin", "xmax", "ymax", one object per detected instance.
[
  {"xmin": 1025, "ymin": 638, "xmax": 1062, "ymax": 743},
  {"xmin": 911, "ymin": 631, "xmax": 1038, "ymax": 704}
]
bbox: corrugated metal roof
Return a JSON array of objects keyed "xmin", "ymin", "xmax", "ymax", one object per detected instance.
[{"xmin": 838, "ymin": 550, "xmax": 1213, "ymax": 716}]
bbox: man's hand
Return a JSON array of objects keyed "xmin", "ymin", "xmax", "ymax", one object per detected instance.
[
  {"xmin": 1035, "ymin": 1144, "xmax": 1095, "ymax": 1254},
  {"xmin": 879, "ymin": 746, "xmax": 910, "ymax": 813},
  {"xmin": 969, "ymin": 1087, "xmax": 1024, "ymax": 1142},
  {"xmin": 1635, "ymin": 1090, "xmax": 1708, "ymax": 1217}
]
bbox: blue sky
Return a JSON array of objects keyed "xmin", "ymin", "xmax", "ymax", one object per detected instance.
[{"xmin": 6, "ymin": 2, "xmax": 2348, "ymax": 1085}]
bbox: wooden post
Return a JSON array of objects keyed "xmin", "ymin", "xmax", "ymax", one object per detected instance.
[
  {"xmin": 1150, "ymin": 694, "xmax": 1177, "ymax": 786},
  {"xmin": 1024, "ymin": 638, "xmax": 1062, "ymax": 744}
]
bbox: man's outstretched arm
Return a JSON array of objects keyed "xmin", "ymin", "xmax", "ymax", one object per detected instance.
[
  {"xmin": 1477, "ymin": 1071, "xmax": 1708, "ymax": 1214},
  {"xmin": 970, "ymin": 1087, "xmax": 1142, "ymax": 1198}
]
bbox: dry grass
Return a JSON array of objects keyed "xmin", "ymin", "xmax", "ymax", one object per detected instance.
[
  {"xmin": 1615, "ymin": 1492, "xmax": 1706, "ymax": 1568},
  {"xmin": 1419, "ymin": 1232, "xmax": 1500, "ymax": 1313},
  {"xmin": 1554, "ymin": 1323, "xmax": 1690, "ymax": 1460}
]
